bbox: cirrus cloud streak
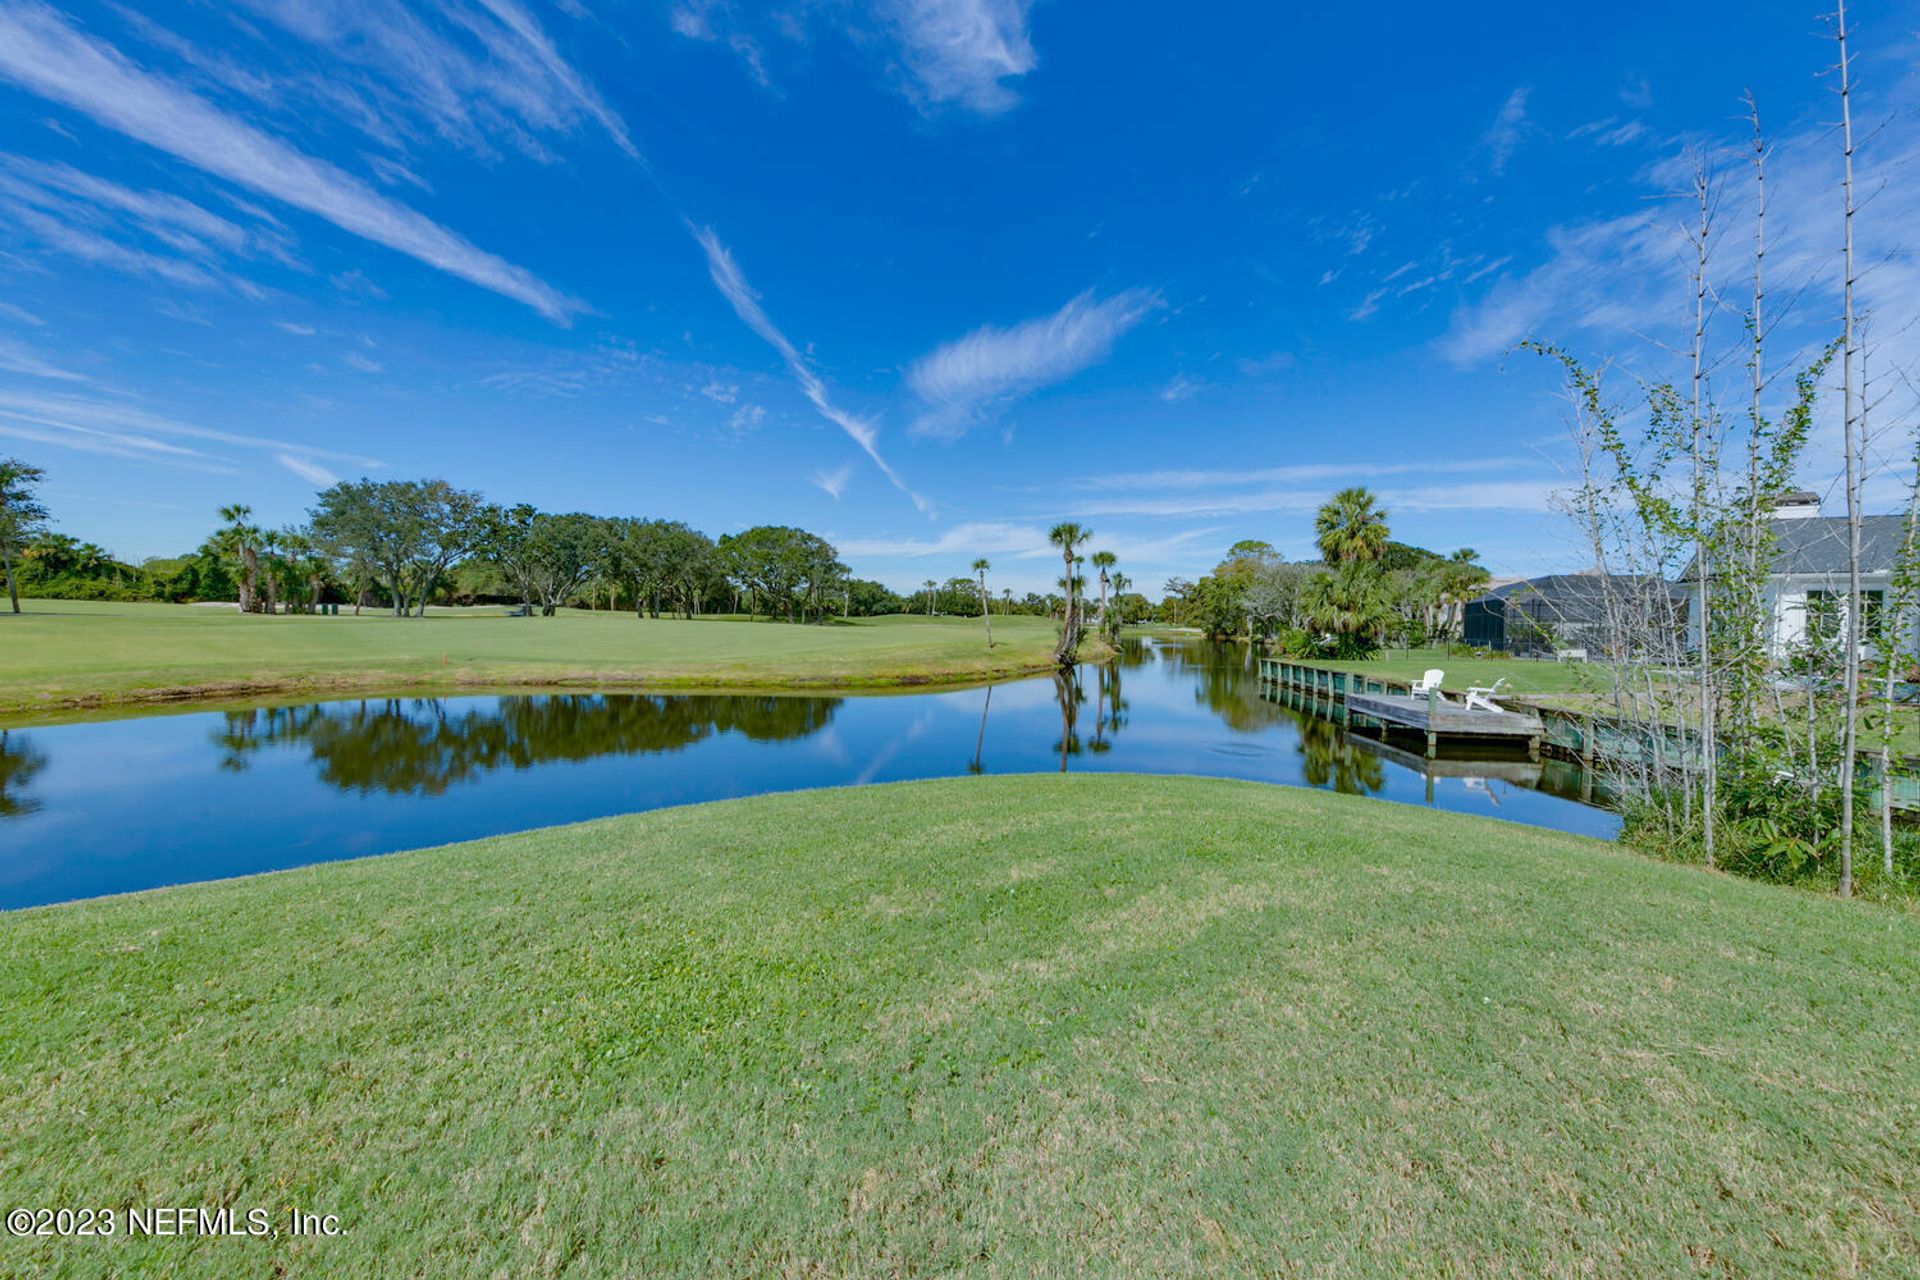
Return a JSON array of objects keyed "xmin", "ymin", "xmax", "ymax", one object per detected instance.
[
  {"xmin": 0, "ymin": 1, "xmax": 578, "ymax": 321},
  {"xmin": 907, "ymin": 288, "xmax": 1159, "ymax": 440}
]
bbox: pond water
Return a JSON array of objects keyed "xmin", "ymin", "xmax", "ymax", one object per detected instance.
[{"xmin": 0, "ymin": 637, "xmax": 1618, "ymax": 909}]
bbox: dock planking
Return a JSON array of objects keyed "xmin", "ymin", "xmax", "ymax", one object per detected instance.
[{"xmin": 1346, "ymin": 691, "xmax": 1543, "ymax": 759}]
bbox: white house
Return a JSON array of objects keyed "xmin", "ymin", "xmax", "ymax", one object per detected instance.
[{"xmin": 1685, "ymin": 491, "xmax": 1919, "ymax": 657}]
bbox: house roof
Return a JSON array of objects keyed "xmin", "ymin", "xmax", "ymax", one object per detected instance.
[
  {"xmin": 1473, "ymin": 572, "xmax": 1665, "ymax": 604},
  {"xmin": 1679, "ymin": 514, "xmax": 1913, "ymax": 581},
  {"xmin": 1767, "ymin": 514, "xmax": 1910, "ymax": 577}
]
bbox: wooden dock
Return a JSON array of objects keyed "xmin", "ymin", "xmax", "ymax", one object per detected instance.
[
  {"xmin": 1346, "ymin": 691, "xmax": 1543, "ymax": 759},
  {"xmin": 1257, "ymin": 654, "xmax": 1920, "ymax": 811}
]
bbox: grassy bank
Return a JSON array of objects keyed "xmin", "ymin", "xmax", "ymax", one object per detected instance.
[
  {"xmin": 2, "ymin": 775, "xmax": 1913, "ymax": 1276},
  {"xmin": 1302, "ymin": 646, "xmax": 1602, "ymax": 697},
  {"xmin": 0, "ymin": 600, "xmax": 1057, "ymax": 718}
]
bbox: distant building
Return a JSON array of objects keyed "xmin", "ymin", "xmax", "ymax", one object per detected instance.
[
  {"xmin": 1463, "ymin": 572, "xmax": 1675, "ymax": 657},
  {"xmin": 1681, "ymin": 492, "xmax": 1918, "ymax": 656}
]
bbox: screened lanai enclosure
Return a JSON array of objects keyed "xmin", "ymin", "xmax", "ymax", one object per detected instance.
[{"xmin": 1463, "ymin": 573, "xmax": 1683, "ymax": 658}]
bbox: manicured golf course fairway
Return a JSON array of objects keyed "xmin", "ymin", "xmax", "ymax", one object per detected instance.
[
  {"xmin": 0, "ymin": 600, "xmax": 1057, "ymax": 718},
  {"xmin": 2, "ymin": 775, "xmax": 1913, "ymax": 1277}
]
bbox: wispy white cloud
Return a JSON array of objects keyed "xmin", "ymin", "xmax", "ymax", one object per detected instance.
[
  {"xmin": 664, "ymin": 0, "xmax": 1036, "ymax": 115},
  {"xmin": 0, "ymin": 302, "xmax": 44, "ymax": 327},
  {"xmin": 0, "ymin": 155, "xmax": 281, "ymax": 297},
  {"xmin": 1237, "ymin": 350, "xmax": 1295, "ymax": 377},
  {"xmin": 1461, "ymin": 255, "xmax": 1511, "ymax": 285},
  {"xmin": 1050, "ymin": 457, "xmax": 1560, "ymax": 523},
  {"xmin": 1159, "ymin": 374, "xmax": 1201, "ymax": 402},
  {"xmin": 274, "ymin": 320, "xmax": 317, "ymax": 336},
  {"xmin": 276, "ymin": 451, "xmax": 339, "ymax": 486},
  {"xmin": 0, "ymin": 388, "xmax": 380, "ymax": 478},
  {"xmin": 907, "ymin": 288, "xmax": 1159, "ymax": 439},
  {"xmin": 836, "ymin": 520, "xmax": 1053, "ymax": 560},
  {"xmin": 227, "ymin": 0, "xmax": 637, "ymax": 161},
  {"xmin": 1482, "ymin": 86, "xmax": 1532, "ymax": 175},
  {"xmin": 836, "ymin": 521, "xmax": 1227, "ymax": 588},
  {"xmin": 1443, "ymin": 97, "xmax": 1920, "ymax": 512},
  {"xmin": 0, "ymin": 157, "xmax": 260, "ymax": 257},
  {"xmin": 811, "ymin": 463, "xmax": 852, "ymax": 499},
  {"xmin": 466, "ymin": 0, "xmax": 638, "ymax": 156},
  {"xmin": 0, "ymin": 2, "xmax": 578, "ymax": 320},
  {"xmin": 0, "ymin": 418, "xmax": 234, "ymax": 470},
  {"xmin": 0, "ymin": 202, "xmax": 243, "ymax": 294},
  {"xmin": 1071, "ymin": 457, "xmax": 1526, "ymax": 493},
  {"xmin": 1441, "ymin": 99, "xmax": 1920, "ymax": 372},
  {"xmin": 0, "ymin": 336, "xmax": 86, "ymax": 382},
  {"xmin": 877, "ymin": 0, "xmax": 1037, "ymax": 114},
  {"xmin": 1348, "ymin": 287, "xmax": 1387, "ymax": 321},
  {"xmin": 668, "ymin": 1, "xmax": 772, "ymax": 89},
  {"xmin": 1567, "ymin": 117, "xmax": 1649, "ymax": 148},
  {"xmin": 1068, "ymin": 479, "xmax": 1561, "ymax": 520},
  {"xmin": 341, "ymin": 351, "xmax": 383, "ymax": 373},
  {"xmin": 693, "ymin": 224, "xmax": 931, "ymax": 514}
]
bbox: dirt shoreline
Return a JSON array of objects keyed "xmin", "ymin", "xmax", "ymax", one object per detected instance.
[{"xmin": 0, "ymin": 657, "xmax": 1071, "ymax": 725}]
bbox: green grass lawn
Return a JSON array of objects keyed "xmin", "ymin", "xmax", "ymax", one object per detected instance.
[
  {"xmin": 2, "ymin": 775, "xmax": 1913, "ymax": 1277},
  {"xmin": 0, "ymin": 600, "xmax": 1055, "ymax": 718},
  {"xmin": 1306, "ymin": 646, "xmax": 1604, "ymax": 697}
]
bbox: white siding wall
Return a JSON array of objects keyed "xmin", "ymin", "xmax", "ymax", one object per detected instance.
[{"xmin": 1687, "ymin": 573, "xmax": 1912, "ymax": 657}]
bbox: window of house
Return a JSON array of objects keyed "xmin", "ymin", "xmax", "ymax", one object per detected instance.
[
  {"xmin": 1804, "ymin": 588, "xmax": 1886, "ymax": 644},
  {"xmin": 1805, "ymin": 590, "xmax": 1840, "ymax": 645}
]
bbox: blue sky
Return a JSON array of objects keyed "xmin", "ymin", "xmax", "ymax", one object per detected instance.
[{"xmin": 1, "ymin": 1, "xmax": 1916, "ymax": 596}]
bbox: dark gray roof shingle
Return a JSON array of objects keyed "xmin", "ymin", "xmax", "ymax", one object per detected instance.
[
  {"xmin": 1679, "ymin": 515, "xmax": 1912, "ymax": 580},
  {"xmin": 1764, "ymin": 515, "xmax": 1910, "ymax": 577}
]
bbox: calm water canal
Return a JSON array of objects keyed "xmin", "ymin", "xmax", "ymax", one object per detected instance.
[{"xmin": 0, "ymin": 637, "xmax": 1618, "ymax": 909}]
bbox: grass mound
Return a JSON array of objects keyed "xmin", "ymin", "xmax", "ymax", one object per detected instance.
[{"xmin": 2, "ymin": 774, "xmax": 1914, "ymax": 1276}]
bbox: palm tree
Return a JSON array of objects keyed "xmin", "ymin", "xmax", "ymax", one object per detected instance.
[
  {"xmin": 277, "ymin": 529, "xmax": 330, "ymax": 613},
  {"xmin": 1001, "ymin": 587, "xmax": 1012, "ymax": 615},
  {"xmin": 1441, "ymin": 548, "xmax": 1490, "ymax": 640},
  {"xmin": 1090, "ymin": 550, "xmax": 1116, "ymax": 635},
  {"xmin": 0, "ymin": 457, "xmax": 48, "ymax": 614},
  {"xmin": 1301, "ymin": 562, "xmax": 1395, "ymax": 655},
  {"xmin": 923, "ymin": 578, "xmax": 937, "ymax": 616},
  {"xmin": 1048, "ymin": 523, "xmax": 1091, "ymax": 660},
  {"xmin": 257, "ymin": 528, "xmax": 286, "ymax": 615},
  {"xmin": 214, "ymin": 504, "xmax": 262, "ymax": 612},
  {"xmin": 1314, "ymin": 487, "xmax": 1389, "ymax": 565},
  {"xmin": 972, "ymin": 557, "xmax": 993, "ymax": 648},
  {"xmin": 1110, "ymin": 572, "xmax": 1131, "ymax": 630}
]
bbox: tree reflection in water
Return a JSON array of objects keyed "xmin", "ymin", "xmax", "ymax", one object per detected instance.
[
  {"xmin": 1089, "ymin": 661, "xmax": 1128, "ymax": 753},
  {"xmin": 1294, "ymin": 715, "xmax": 1386, "ymax": 795},
  {"xmin": 0, "ymin": 730, "xmax": 47, "ymax": 818},
  {"xmin": 1157, "ymin": 639, "xmax": 1295, "ymax": 734},
  {"xmin": 212, "ymin": 693, "xmax": 842, "ymax": 796},
  {"xmin": 1053, "ymin": 669, "xmax": 1084, "ymax": 771},
  {"xmin": 969, "ymin": 685, "xmax": 992, "ymax": 775}
]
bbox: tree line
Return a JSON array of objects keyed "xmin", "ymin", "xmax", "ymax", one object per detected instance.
[{"xmin": 0, "ymin": 465, "xmax": 1132, "ymax": 632}]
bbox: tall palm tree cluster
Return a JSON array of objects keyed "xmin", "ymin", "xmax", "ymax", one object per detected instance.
[
  {"xmin": 1044, "ymin": 523, "xmax": 1129, "ymax": 665},
  {"xmin": 1163, "ymin": 487, "xmax": 1487, "ymax": 656},
  {"xmin": 210, "ymin": 505, "xmax": 334, "ymax": 615},
  {"xmin": 1299, "ymin": 487, "xmax": 1396, "ymax": 653}
]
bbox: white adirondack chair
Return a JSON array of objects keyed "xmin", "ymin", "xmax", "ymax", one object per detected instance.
[
  {"xmin": 1410, "ymin": 669, "xmax": 1446, "ymax": 700},
  {"xmin": 1464, "ymin": 677, "xmax": 1510, "ymax": 713}
]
